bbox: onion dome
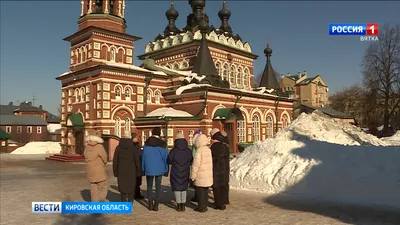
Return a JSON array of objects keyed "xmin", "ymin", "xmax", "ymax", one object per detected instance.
[
  {"xmin": 192, "ymin": 0, "xmax": 205, "ymax": 8},
  {"xmin": 218, "ymin": 0, "xmax": 231, "ymax": 19},
  {"xmin": 166, "ymin": 1, "xmax": 179, "ymax": 19},
  {"xmin": 264, "ymin": 44, "xmax": 273, "ymax": 56}
]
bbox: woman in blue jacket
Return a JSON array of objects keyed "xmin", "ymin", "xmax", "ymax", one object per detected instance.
[{"xmin": 142, "ymin": 127, "xmax": 169, "ymax": 211}]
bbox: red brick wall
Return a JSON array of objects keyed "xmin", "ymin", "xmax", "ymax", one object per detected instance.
[{"xmin": 0, "ymin": 125, "xmax": 50, "ymax": 144}]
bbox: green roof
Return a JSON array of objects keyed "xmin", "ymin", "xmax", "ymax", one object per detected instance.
[
  {"xmin": 65, "ymin": 113, "xmax": 84, "ymax": 127},
  {"xmin": 0, "ymin": 128, "xmax": 11, "ymax": 139},
  {"xmin": 213, "ymin": 108, "xmax": 244, "ymax": 120}
]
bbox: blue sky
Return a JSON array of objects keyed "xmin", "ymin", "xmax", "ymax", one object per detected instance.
[{"xmin": 1, "ymin": 1, "xmax": 399, "ymax": 115}]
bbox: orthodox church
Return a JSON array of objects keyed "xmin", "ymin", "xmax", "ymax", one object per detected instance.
[{"xmin": 57, "ymin": 0, "xmax": 294, "ymax": 157}]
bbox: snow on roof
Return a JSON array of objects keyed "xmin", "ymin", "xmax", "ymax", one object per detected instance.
[
  {"xmin": 59, "ymin": 71, "xmax": 71, "ymax": 77},
  {"xmin": 146, "ymin": 107, "xmax": 193, "ymax": 117},
  {"xmin": 152, "ymin": 65, "xmax": 192, "ymax": 76},
  {"xmin": 231, "ymin": 87, "xmax": 278, "ymax": 97},
  {"xmin": 230, "ymin": 111, "xmax": 400, "ymax": 208},
  {"xmin": 102, "ymin": 61, "xmax": 168, "ymax": 75},
  {"xmin": 47, "ymin": 124, "xmax": 61, "ymax": 134},
  {"xmin": 184, "ymin": 73, "xmax": 207, "ymax": 83},
  {"xmin": 176, "ymin": 83, "xmax": 211, "ymax": 95},
  {"xmin": 381, "ymin": 130, "xmax": 400, "ymax": 146}
]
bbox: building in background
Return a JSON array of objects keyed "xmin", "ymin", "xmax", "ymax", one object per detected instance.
[
  {"xmin": 0, "ymin": 102, "xmax": 61, "ymax": 144},
  {"xmin": 280, "ymin": 72, "xmax": 329, "ymax": 107},
  {"xmin": 56, "ymin": 0, "xmax": 294, "ymax": 159}
]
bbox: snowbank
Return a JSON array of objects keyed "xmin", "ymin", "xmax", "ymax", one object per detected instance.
[
  {"xmin": 11, "ymin": 142, "xmax": 61, "ymax": 154},
  {"xmin": 47, "ymin": 124, "xmax": 61, "ymax": 133},
  {"xmin": 146, "ymin": 107, "xmax": 193, "ymax": 117},
  {"xmin": 381, "ymin": 131, "xmax": 400, "ymax": 146},
  {"xmin": 230, "ymin": 111, "xmax": 400, "ymax": 209}
]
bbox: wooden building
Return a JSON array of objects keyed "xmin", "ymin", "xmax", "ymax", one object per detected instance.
[{"xmin": 56, "ymin": 0, "xmax": 294, "ymax": 157}]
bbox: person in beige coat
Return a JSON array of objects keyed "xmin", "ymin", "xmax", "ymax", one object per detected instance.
[
  {"xmin": 190, "ymin": 133, "xmax": 213, "ymax": 212},
  {"xmin": 83, "ymin": 130, "xmax": 108, "ymax": 202}
]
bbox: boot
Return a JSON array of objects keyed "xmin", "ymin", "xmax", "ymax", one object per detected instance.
[
  {"xmin": 148, "ymin": 199, "xmax": 153, "ymax": 211},
  {"xmin": 127, "ymin": 193, "xmax": 134, "ymax": 203},
  {"xmin": 181, "ymin": 203, "xmax": 186, "ymax": 212},
  {"xmin": 153, "ymin": 201, "xmax": 159, "ymax": 211},
  {"xmin": 120, "ymin": 193, "xmax": 128, "ymax": 202},
  {"xmin": 176, "ymin": 203, "xmax": 181, "ymax": 212}
]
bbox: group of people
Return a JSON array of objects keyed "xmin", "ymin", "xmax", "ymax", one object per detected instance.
[{"xmin": 83, "ymin": 126, "xmax": 231, "ymax": 213}]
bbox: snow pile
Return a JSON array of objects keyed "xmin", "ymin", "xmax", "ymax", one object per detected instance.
[
  {"xmin": 146, "ymin": 107, "xmax": 193, "ymax": 117},
  {"xmin": 230, "ymin": 111, "xmax": 400, "ymax": 209},
  {"xmin": 11, "ymin": 142, "xmax": 61, "ymax": 154},
  {"xmin": 381, "ymin": 130, "xmax": 400, "ymax": 146},
  {"xmin": 183, "ymin": 73, "xmax": 207, "ymax": 84},
  {"xmin": 47, "ymin": 124, "xmax": 61, "ymax": 133}
]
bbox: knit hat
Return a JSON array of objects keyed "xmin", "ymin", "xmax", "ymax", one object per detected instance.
[
  {"xmin": 175, "ymin": 133, "xmax": 185, "ymax": 139},
  {"xmin": 131, "ymin": 132, "xmax": 137, "ymax": 139},
  {"xmin": 152, "ymin": 127, "xmax": 161, "ymax": 136},
  {"xmin": 221, "ymin": 131, "xmax": 227, "ymax": 137},
  {"xmin": 210, "ymin": 128, "xmax": 220, "ymax": 136}
]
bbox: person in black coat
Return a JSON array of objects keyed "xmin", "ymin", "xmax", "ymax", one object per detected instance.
[
  {"xmin": 168, "ymin": 133, "xmax": 193, "ymax": 212},
  {"xmin": 210, "ymin": 129, "xmax": 229, "ymax": 210},
  {"xmin": 220, "ymin": 131, "xmax": 230, "ymax": 205},
  {"xmin": 113, "ymin": 131, "xmax": 142, "ymax": 202},
  {"xmin": 132, "ymin": 133, "xmax": 145, "ymax": 200}
]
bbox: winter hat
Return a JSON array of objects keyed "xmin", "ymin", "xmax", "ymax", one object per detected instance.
[
  {"xmin": 221, "ymin": 131, "xmax": 227, "ymax": 137},
  {"xmin": 194, "ymin": 129, "xmax": 202, "ymax": 135},
  {"xmin": 131, "ymin": 132, "xmax": 137, "ymax": 139},
  {"xmin": 175, "ymin": 133, "xmax": 185, "ymax": 139},
  {"xmin": 152, "ymin": 127, "xmax": 161, "ymax": 136},
  {"xmin": 210, "ymin": 128, "xmax": 220, "ymax": 137}
]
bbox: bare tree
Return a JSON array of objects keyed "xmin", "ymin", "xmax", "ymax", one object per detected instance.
[{"xmin": 362, "ymin": 23, "xmax": 400, "ymax": 135}]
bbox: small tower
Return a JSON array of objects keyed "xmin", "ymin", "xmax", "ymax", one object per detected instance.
[
  {"xmin": 183, "ymin": 0, "xmax": 210, "ymax": 32},
  {"xmin": 164, "ymin": 1, "xmax": 181, "ymax": 36},
  {"xmin": 79, "ymin": 0, "xmax": 127, "ymax": 33},
  {"xmin": 259, "ymin": 43, "xmax": 280, "ymax": 90},
  {"xmin": 218, "ymin": 0, "xmax": 232, "ymax": 34}
]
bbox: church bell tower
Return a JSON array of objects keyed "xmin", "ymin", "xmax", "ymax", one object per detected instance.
[{"xmin": 64, "ymin": 0, "xmax": 141, "ymax": 72}]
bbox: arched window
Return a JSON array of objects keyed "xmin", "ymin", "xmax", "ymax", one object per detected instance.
[
  {"xmin": 80, "ymin": 88, "xmax": 85, "ymax": 102},
  {"xmin": 182, "ymin": 61, "xmax": 189, "ymax": 69},
  {"xmin": 125, "ymin": 88, "xmax": 131, "ymax": 98},
  {"xmin": 109, "ymin": 0, "xmax": 114, "ymax": 14},
  {"xmin": 75, "ymin": 89, "xmax": 80, "ymax": 102},
  {"xmin": 282, "ymin": 114, "xmax": 289, "ymax": 128},
  {"xmin": 215, "ymin": 62, "xmax": 221, "ymax": 75},
  {"xmin": 124, "ymin": 117, "xmax": 131, "ymax": 134},
  {"xmin": 237, "ymin": 120, "xmax": 246, "ymax": 143},
  {"xmin": 230, "ymin": 65, "xmax": 236, "ymax": 84},
  {"xmin": 244, "ymin": 68, "xmax": 249, "ymax": 87},
  {"xmin": 147, "ymin": 90, "xmax": 152, "ymax": 102},
  {"xmin": 222, "ymin": 63, "xmax": 228, "ymax": 81},
  {"xmin": 252, "ymin": 114, "xmax": 260, "ymax": 142},
  {"xmin": 110, "ymin": 48, "xmax": 116, "ymax": 62},
  {"xmin": 95, "ymin": 0, "xmax": 103, "ymax": 13},
  {"xmin": 115, "ymin": 86, "xmax": 121, "ymax": 97},
  {"xmin": 114, "ymin": 117, "xmax": 121, "ymax": 137},
  {"xmin": 165, "ymin": 64, "xmax": 171, "ymax": 69},
  {"xmin": 266, "ymin": 115, "xmax": 274, "ymax": 138},
  {"xmin": 173, "ymin": 63, "xmax": 179, "ymax": 70},
  {"xmin": 236, "ymin": 68, "xmax": 242, "ymax": 86},
  {"xmin": 155, "ymin": 91, "xmax": 161, "ymax": 103}
]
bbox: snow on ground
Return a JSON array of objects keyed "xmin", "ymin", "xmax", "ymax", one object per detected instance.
[
  {"xmin": 47, "ymin": 124, "xmax": 61, "ymax": 133},
  {"xmin": 381, "ymin": 131, "xmax": 400, "ymax": 146},
  {"xmin": 11, "ymin": 142, "xmax": 61, "ymax": 154},
  {"xmin": 146, "ymin": 107, "xmax": 193, "ymax": 117},
  {"xmin": 230, "ymin": 111, "xmax": 400, "ymax": 209}
]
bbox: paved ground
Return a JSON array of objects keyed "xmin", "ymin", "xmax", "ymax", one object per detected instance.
[{"xmin": 1, "ymin": 154, "xmax": 399, "ymax": 225}]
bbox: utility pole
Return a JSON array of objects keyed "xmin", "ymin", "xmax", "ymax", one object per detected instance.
[{"xmin": 32, "ymin": 94, "xmax": 37, "ymax": 106}]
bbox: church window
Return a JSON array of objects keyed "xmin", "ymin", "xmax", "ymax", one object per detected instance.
[
  {"xmin": 236, "ymin": 68, "xmax": 242, "ymax": 86},
  {"xmin": 237, "ymin": 120, "xmax": 246, "ymax": 143},
  {"xmin": 222, "ymin": 63, "xmax": 228, "ymax": 81},
  {"xmin": 109, "ymin": 0, "xmax": 114, "ymax": 14},
  {"xmin": 125, "ymin": 88, "xmax": 131, "ymax": 98},
  {"xmin": 266, "ymin": 115, "xmax": 274, "ymax": 138},
  {"xmin": 252, "ymin": 114, "xmax": 260, "ymax": 142},
  {"xmin": 80, "ymin": 88, "xmax": 85, "ymax": 102},
  {"xmin": 114, "ymin": 117, "xmax": 121, "ymax": 137},
  {"xmin": 230, "ymin": 65, "xmax": 235, "ymax": 84},
  {"xmin": 215, "ymin": 62, "xmax": 221, "ymax": 75},
  {"xmin": 141, "ymin": 131, "xmax": 147, "ymax": 146},
  {"xmin": 244, "ymin": 68, "xmax": 249, "ymax": 87},
  {"xmin": 147, "ymin": 90, "xmax": 152, "ymax": 102},
  {"xmin": 188, "ymin": 130, "xmax": 194, "ymax": 146},
  {"xmin": 282, "ymin": 114, "xmax": 289, "ymax": 128},
  {"xmin": 75, "ymin": 89, "xmax": 80, "ymax": 102},
  {"xmin": 95, "ymin": 0, "xmax": 103, "ymax": 13},
  {"xmin": 155, "ymin": 91, "xmax": 161, "ymax": 104},
  {"xmin": 124, "ymin": 117, "xmax": 131, "ymax": 134},
  {"xmin": 115, "ymin": 86, "xmax": 121, "ymax": 98},
  {"xmin": 110, "ymin": 48, "xmax": 116, "ymax": 62}
]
